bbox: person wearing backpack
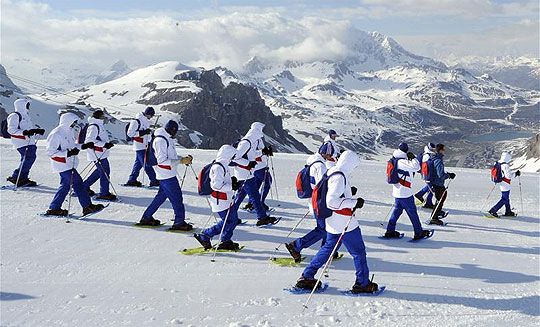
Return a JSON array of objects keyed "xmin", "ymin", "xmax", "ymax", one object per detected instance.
[
  {"xmin": 232, "ymin": 122, "xmax": 278, "ymax": 226},
  {"xmin": 242, "ymin": 140, "xmax": 273, "ymax": 213},
  {"xmin": 384, "ymin": 143, "xmax": 432, "ymax": 240},
  {"xmin": 193, "ymin": 145, "xmax": 242, "ymax": 250},
  {"xmin": 487, "ymin": 152, "xmax": 520, "ymax": 218},
  {"xmin": 284, "ymin": 153, "xmax": 330, "ymax": 262},
  {"xmin": 139, "ymin": 120, "xmax": 194, "ymax": 230},
  {"xmin": 318, "ymin": 129, "xmax": 340, "ymax": 168},
  {"xmin": 414, "ymin": 142, "xmax": 436, "ymax": 209},
  {"xmin": 5, "ymin": 99, "xmax": 44, "ymax": 187},
  {"xmin": 80, "ymin": 110, "xmax": 117, "ymax": 201},
  {"xmin": 429, "ymin": 143, "xmax": 456, "ymax": 225},
  {"xmin": 125, "ymin": 107, "xmax": 159, "ymax": 187},
  {"xmin": 44, "ymin": 113, "xmax": 104, "ymax": 216},
  {"xmin": 295, "ymin": 151, "xmax": 379, "ymax": 294}
]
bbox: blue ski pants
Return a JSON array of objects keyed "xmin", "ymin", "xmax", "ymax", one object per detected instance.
[
  {"xmin": 128, "ymin": 148, "xmax": 157, "ymax": 183},
  {"xmin": 50, "ymin": 169, "xmax": 91, "ymax": 210},
  {"xmin": 83, "ymin": 158, "xmax": 110, "ymax": 196},
  {"xmin": 202, "ymin": 207, "xmax": 239, "ymax": 242},
  {"xmin": 490, "ymin": 190, "xmax": 511, "ymax": 213},
  {"xmin": 12, "ymin": 145, "xmax": 37, "ymax": 181},
  {"xmin": 234, "ymin": 178, "xmax": 267, "ymax": 219},
  {"xmin": 142, "ymin": 176, "xmax": 186, "ymax": 225}
]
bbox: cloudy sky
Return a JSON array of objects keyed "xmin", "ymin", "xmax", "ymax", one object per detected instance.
[{"xmin": 1, "ymin": 0, "xmax": 539, "ymax": 78}]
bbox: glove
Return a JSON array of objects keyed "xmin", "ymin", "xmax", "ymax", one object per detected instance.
[
  {"xmin": 180, "ymin": 155, "xmax": 193, "ymax": 165},
  {"xmin": 354, "ymin": 197, "xmax": 365, "ymax": 211},
  {"xmin": 33, "ymin": 128, "xmax": 45, "ymax": 135},
  {"xmin": 231, "ymin": 176, "xmax": 240, "ymax": 191},
  {"xmin": 351, "ymin": 186, "xmax": 357, "ymax": 196},
  {"xmin": 407, "ymin": 152, "xmax": 416, "ymax": 160},
  {"xmin": 104, "ymin": 142, "xmax": 114, "ymax": 149},
  {"xmin": 81, "ymin": 142, "xmax": 94, "ymax": 150},
  {"xmin": 139, "ymin": 129, "xmax": 152, "ymax": 136},
  {"xmin": 22, "ymin": 130, "xmax": 33, "ymax": 136},
  {"xmin": 262, "ymin": 145, "xmax": 274, "ymax": 156},
  {"xmin": 340, "ymin": 148, "xmax": 346, "ymax": 154},
  {"xmin": 67, "ymin": 148, "xmax": 80, "ymax": 157},
  {"xmin": 247, "ymin": 161, "xmax": 257, "ymax": 169},
  {"xmin": 515, "ymin": 170, "xmax": 521, "ymax": 177},
  {"xmin": 448, "ymin": 172, "xmax": 456, "ymax": 179}
]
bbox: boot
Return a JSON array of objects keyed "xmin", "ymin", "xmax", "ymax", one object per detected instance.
[
  {"xmin": 285, "ymin": 242, "xmax": 302, "ymax": 262},
  {"xmin": 295, "ymin": 276, "xmax": 321, "ymax": 290},
  {"xmin": 333, "ymin": 251, "xmax": 341, "ymax": 259},
  {"xmin": 487, "ymin": 210, "xmax": 499, "ymax": 218},
  {"xmin": 429, "ymin": 218, "xmax": 444, "ymax": 226},
  {"xmin": 413, "ymin": 229, "xmax": 432, "ymax": 240},
  {"xmin": 263, "ymin": 203, "xmax": 270, "ymax": 211},
  {"xmin": 125, "ymin": 180, "xmax": 142, "ymax": 187},
  {"xmin": 194, "ymin": 233, "xmax": 212, "ymax": 250},
  {"xmin": 422, "ymin": 203, "xmax": 435, "ymax": 209},
  {"xmin": 169, "ymin": 222, "xmax": 193, "ymax": 231},
  {"xmin": 414, "ymin": 194, "xmax": 424, "ymax": 204},
  {"xmin": 256, "ymin": 216, "xmax": 278, "ymax": 226},
  {"xmin": 217, "ymin": 240, "xmax": 240, "ymax": 251},
  {"xmin": 138, "ymin": 217, "xmax": 161, "ymax": 226},
  {"xmin": 19, "ymin": 178, "xmax": 37, "ymax": 187},
  {"xmin": 383, "ymin": 230, "xmax": 402, "ymax": 239},
  {"xmin": 503, "ymin": 211, "xmax": 517, "ymax": 217},
  {"xmin": 45, "ymin": 208, "xmax": 68, "ymax": 216},
  {"xmin": 236, "ymin": 218, "xmax": 243, "ymax": 225},
  {"xmin": 82, "ymin": 203, "xmax": 105, "ymax": 216},
  {"xmin": 351, "ymin": 281, "xmax": 378, "ymax": 294},
  {"xmin": 87, "ymin": 189, "xmax": 96, "ymax": 197},
  {"xmin": 6, "ymin": 176, "xmax": 16, "ymax": 185},
  {"xmin": 149, "ymin": 180, "xmax": 160, "ymax": 187},
  {"xmin": 95, "ymin": 193, "xmax": 118, "ymax": 201},
  {"xmin": 242, "ymin": 202, "xmax": 254, "ymax": 211}
]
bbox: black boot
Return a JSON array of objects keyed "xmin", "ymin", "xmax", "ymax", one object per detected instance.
[
  {"xmin": 351, "ymin": 281, "xmax": 378, "ymax": 294},
  {"xmin": 429, "ymin": 218, "xmax": 444, "ymax": 225},
  {"xmin": 138, "ymin": 217, "xmax": 161, "ymax": 226},
  {"xmin": 503, "ymin": 211, "xmax": 517, "ymax": 217},
  {"xmin": 194, "ymin": 234, "xmax": 212, "ymax": 250},
  {"xmin": 256, "ymin": 216, "xmax": 278, "ymax": 226},
  {"xmin": 82, "ymin": 203, "xmax": 105, "ymax": 216},
  {"xmin": 45, "ymin": 208, "xmax": 68, "ymax": 216},
  {"xmin": 95, "ymin": 193, "xmax": 118, "ymax": 201},
  {"xmin": 413, "ymin": 229, "xmax": 432, "ymax": 240},
  {"xmin": 263, "ymin": 203, "xmax": 270, "ymax": 211},
  {"xmin": 383, "ymin": 230, "xmax": 402, "ymax": 238},
  {"xmin": 242, "ymin": 202, "xmax": 254, "ymax": 211},
  {"xmin": 414, "ymin": 194, "xmax": 424, "ymax": 204},
  {"xmin": 295, "ymin": 276, "xmax": 321, "ymax": 290},
  {"xmin": 169, "ymin": 222, "xmax": 193, "ymax": 231},
  {"xmin": 217, "ymin": 240, "xmax": 240, "ymax": 251},
  {"xmin": 125, "ymin": 180, "xmax": 142, "ymax": 187},
  {"xmin": 423, "ymin": 204, "xmax": 435, "ymax": 209},
  {"xmin": 149, "ymin": 180, "xmax": 160, "ymax": 187},
  {"xmin": 285, "ymin": 242, "xmax": 302, "ymax": 262},
  {"xmin": 487, "ymin": 210, "xmax": 499, "ymax": 218}
]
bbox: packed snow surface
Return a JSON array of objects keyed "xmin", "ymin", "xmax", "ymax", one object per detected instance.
[{"xmin": 1, "ymin": 142, "xmax": 539, "ymax": 326}]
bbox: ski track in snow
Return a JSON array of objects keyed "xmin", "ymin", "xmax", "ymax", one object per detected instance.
[{"xmin": 0, "ymin": 141, "xmax": 539, "ymax": 326}]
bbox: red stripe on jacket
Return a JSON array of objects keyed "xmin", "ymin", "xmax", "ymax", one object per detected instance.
[
  {"xmin": 10, "ymin": 134, "xmax": 26, "ymax": 140},
  {"xmin": 502, "ymin": 177, "xmax": 511, "ymax": 184},
  {"xmin": 399, "ymin": 179, "xmax": 411, "ymax": 188},
  {"xmin": 334, "ymin": 208, "xmax": 353, "ymax": 216},
  {"xmin": 51, "ymin": 156, "xmax": 66, "ymax": 163},
  {"xmin": 211, "ymin": 191, "xmax": 228, "ymax": 200},
  {"xmin": 133, "ymin": 137, "xmax": 144, "ymax": 143},
  {"xmin": 94, "ymin": 146, "xmax": 104, "ymax": 152},
  {"xmin": 158, "ymin": 165, "xmax": 171, "ymax": 170}
]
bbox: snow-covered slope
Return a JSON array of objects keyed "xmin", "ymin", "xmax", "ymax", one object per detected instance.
[{"xmin": 1, "ymin": 142, "xmax": 539, "ymax": 326}]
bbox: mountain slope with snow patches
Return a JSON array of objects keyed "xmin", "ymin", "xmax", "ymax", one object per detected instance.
[{"xmin": 1, "ymin": 142, "xmax": 539, "ymax": 326}]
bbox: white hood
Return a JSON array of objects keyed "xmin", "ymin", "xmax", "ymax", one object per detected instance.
[
  {"xmin": 243, "ymin": 122, "xmax": 265, "ymax": 142},
  {"xmin": 14, "ymin": 99, "xmax": 29, "ymax": 114},
  {"xmin": 334, "ymin": 150, "xmax": 360, "ymax": 175},
  {"xmin": 154, "ymin": 127, "xmax": 169, "ymax": 138},
  {"xmin": 323, "ymin": 135, "xmax": 335, "ymax": 143},
  {"xmin": 500, "ymin": 152, "xmax": 512, "ymax": 163},
  {"xmin": 306, "ymin": 152, "xmax": 324, "ymax": 165},
  {"xmin": 423, "ymin": 146, "xmax": 434, "ymax": 154},
  {"xmin": 88, "ymin": 116, "xmax": 104, "ymax": 127},
  {"xmin": 59, "ymin": 113, "xmax": 79, "ymax": 128},
  {"xmin": 216, "ymin": 145, "xmax": 237, "ymax": 163},
  {"xmin": 393, "ymin": 149, "xmax": 407, "ymax": 159}
]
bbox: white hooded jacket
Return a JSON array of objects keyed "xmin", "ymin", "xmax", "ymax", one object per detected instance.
[
  {"xmin": 498, "ymin": 152, "xmax": 515, "ymax": 192},
  {"xmin": 391, "ymin": 149, "xmax": 420, "ymax": 198},
  {"xmin": 46, "ymin": 113, "xmax": 80, "ymax": 173},
  {"xmin": 152, "ymin": 127, "xmax": 179, "ymax": 180},
  {"xmin": 233, "ymin": 122, "xmax": 265, "ymax": 181},
  {"xmin": 126, "ymin": 112, "xmax": 152, "ymax": 151},
  {"xmin": 209, "ymin": 145, "xmax": 237, "ymax": 212},
  {"xmin": 84, "ymin": 117, "xmax": 111, "ymax": 161},
  {"xmin": 8, "ymin": 99, "xmax": 37, "ymax": 149},
  {"xmin": 325, "ymin": 151, "xmax": 360, "ymax": 234},
  {"xmin": 306, "ymin": 152, "xmax": 327, "ymax": 213}
]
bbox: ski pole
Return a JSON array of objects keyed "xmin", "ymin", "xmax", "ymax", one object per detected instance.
[
  {"xmin": 142, "ymin": 144, "xmax": 148, "ymax": 185},
  {"xmin": 92, "ymin": 149, "xmax": 119, "ymax": 198},
  {"xmin": 188, "ymin": 165, "xmax": 218, "ymax": 223},
  {"xmin": 210, "ymin": 193, "xmax": 237, "ymax": 262},
  {"xmin": 269, "ymin": 156, "xmax": 280, "ymax": 203},
  {"xmin": 480, "ymin": 184, "xmax": 496, "ymax": 213},
  {"xmin": 180, "ymin": 164, "xmax": 189, "ymax": 188},
  {"xmin": 273, "ymin": 209, "xmax": 310, "ymax": 253},
  {"xmin": 13, "ymin": 144, "xmax": 29, "ymax": 191},
  {"xmin": 428, "ymin": 179, "xmax": 453, "ymax": 222},
  {"xmin": 66, "ymin": 168, "xmax": 75, "ymax": 223},
  {"xmin": 379, "ymin": 203, "xmax": 395, "ymax": 230},
  {"xmin": 303, "ymin": 212, "xmax": 355, "ymax": 311},
  {"xmin": 518, "ymin": 175, "xmax": 524, "ymax": 215}
]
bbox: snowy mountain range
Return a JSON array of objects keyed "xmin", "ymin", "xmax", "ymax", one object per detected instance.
[{"xmin": 2, "ymin": 30, "xmax": 539, "ymax": 170}]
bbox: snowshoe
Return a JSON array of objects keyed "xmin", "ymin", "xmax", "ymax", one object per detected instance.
[
  {"xmin": 343, "ymin": 285, "xmax": 386, "ymax": 297},
  {"xmin": 503, "ymin": 211, "xmax": 517, "ymax": 217},
  {"xmin": 148, "ymin": 180, "xmax": 160, "ymax": 187},
  {"xmin": 295, "ymin": 277, "xmax": 322, "ymax": 290},
  {"xmin": 271, "ymin": 257, "xmax": 306, "ymax": 267},
  {"xmin": 7, "ymin": 176, "xmax": 37, "ymax": 187},
  {"xmin": 413, "ymin": 229, "xmax": 433, "ymax": 240},
  {"xmin": 168, "ymin": 222, "xmax": 194, "ymax": 232},
  {"xmin": 437, "ymin": 210, "xmax": 449, "ymax": 219},
  {"xmin": 484, "ymin": 211, "xmax": 499, "ymax": 218},
  {"xmin": 429, "ymin": 218, "xmax": 445, "ymax": 226},
  {"xmin": 333, "ymin": 251, "xmax": 343, "ymax": 260},
  {"xmin": 285, "ymin": 242, "xmax": 302, "ymax": 262},
  {"xmin": 351, "ymin": 281, "xmax": 379, "ymax": 294},
  {"xmin": 44, "ymin": 208, "xmax": 69, "ymax": 217},
  {"xmin": 382, "ymin": 230, "xmax": 403, "ymax": 239},
  {"xmin": 124, "ymin": 180, "xmax": 142, "ymax": 187},
  {"xmin": 193, "ymin": 233, "xmax": 212, "ymax": 250},
  {"xmin": 217, "ymin": 240, "xmax": 241, "ymax": 251},
  {"xmin": 180, "ymin": 245, "xmax": 245, "ymax": 255},
  {"xmin": 95, "ymin": 193, "xmax": 118, "ymax": 201},
  {"xmin": 82, "ymin": 203, "xmax": 105, "ymax": 216},
  {"xmin": 256, "ymin": 216, "xmax": 280, "ymax": 226},
  {"xmin": 136, "ymin": 217, "xmax": 162, "ymax": 227}
]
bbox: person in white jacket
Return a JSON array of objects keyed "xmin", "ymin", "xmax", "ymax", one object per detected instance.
[
  {"xmin": 384, "ymin": 143, "xmax": 431, "ymax": 240},
  {"xmin": 6, "ymin": 99, "xmax": 44, "ymax": 186},
  {"xmin": 194, "ymin": 145, "xmax": 242, "ymax": 251},
  {"xmin": 285, "ymin": 153, "xmax": 329, "ymax": 261},
  {"xmin": 139, "ymin": 120, "xmax": 194, "ymax": 230},
  {"xmin": 232, "ymin": 122, "xmax": 277, "ymax": 226},
  {"xmin": 414, "ymin": 142, "xmax": 436, "ymax": 209},
  {"xmin": 45, "ymin": 113, "xmax": 104, "ymax": 216},
  {"xmin": 81, "ymin": 110, "xmax": 116, "ymax": 201},
  {"xmin": 295, "ymin": 151, "xmax": 379, "ymax": 294},
  {"xmin": 488, "ymin": 152, "xmax": 521, "ymax": 217},
  {"xmin": 318, "ymin": 129, "xmax": 340, "ymax": 168},
  {"xmin": 125, "ymin": 107, "xmax": 159, "ymax": 187}
]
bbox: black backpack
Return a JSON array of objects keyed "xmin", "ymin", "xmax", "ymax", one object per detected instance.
[{"xmin": 1, "ymin": 112, "xmax": 22, "ymax": 139}]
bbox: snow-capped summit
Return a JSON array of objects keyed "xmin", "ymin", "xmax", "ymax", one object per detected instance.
[{"xmin": 94, "ymin": 60, "xmax": 132, "ymax": 85}]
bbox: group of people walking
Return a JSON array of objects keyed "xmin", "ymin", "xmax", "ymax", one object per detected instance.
[{"xmin": 3, "ymin": 100, "xmax": 523, "ymax": 294}]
